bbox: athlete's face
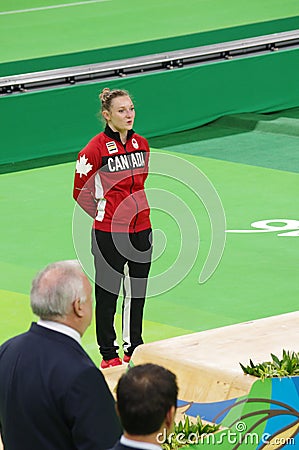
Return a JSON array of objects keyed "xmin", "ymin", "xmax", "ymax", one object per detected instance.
[{"xmin": 103, "ymin": 95, "xmax": 135, "ymax": 135}]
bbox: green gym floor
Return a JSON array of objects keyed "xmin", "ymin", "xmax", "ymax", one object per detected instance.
[
  {"xmin": 1, "ymin": 0, "xmax": 298, "ymax": 364},
  {"xmin": 1, "ymin": 108, "xmax": 298, "ymax": 364},
  {"xmin": 1, "ymin": 0, "xmax": 298, "ymax": 75}
]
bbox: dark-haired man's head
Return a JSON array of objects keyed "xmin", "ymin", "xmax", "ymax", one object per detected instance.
[{"xmin": 116, "ymin": 363, "xmax": 178, "ymax": 443}]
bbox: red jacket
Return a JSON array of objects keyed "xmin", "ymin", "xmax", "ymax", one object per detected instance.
[{"xmin": 73, "ymin": 126, "xmax": 151, "ymax": 233}]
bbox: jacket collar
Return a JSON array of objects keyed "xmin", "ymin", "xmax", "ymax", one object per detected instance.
[
  {"xmin": 37, "ymin": 319, "xmax": 81, "ymax": 345},
  {"xmin": 104, "ymin": 125, "xmax": 134, "ymax": 143},
  {"xmin": 30, "ymin": 322, "xmax": 83, "ymax": 350}
]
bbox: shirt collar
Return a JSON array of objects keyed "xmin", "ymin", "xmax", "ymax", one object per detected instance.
[
  {"xmin": 104, "ymin": 125, "xmax": 134, "ymax": 143},
  {"xmin": 37, "ymin": 320, "xmax": 81, "ymax": 345},
  {"xmin": 120, "ymin": 435, "xmax": 161, "ymax": 450}
]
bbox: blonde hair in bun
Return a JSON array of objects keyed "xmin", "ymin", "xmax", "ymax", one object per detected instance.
[
  {"xmin": 99, "ymin": 87, "xmax": 131, "ymax": 113},
  {"xmin": 99, "ymin": 87, "xmax": 111, "ymax": 103}
]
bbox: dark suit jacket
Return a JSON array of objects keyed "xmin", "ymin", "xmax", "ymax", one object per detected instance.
[{"xmin": 0, "ymin": 323, "xmax": 122, "ymax": 450}]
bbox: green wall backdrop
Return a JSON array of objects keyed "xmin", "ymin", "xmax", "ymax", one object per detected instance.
[{"xmin": 1, "ymin": 48, "xmax": 299, "ymax": 166}]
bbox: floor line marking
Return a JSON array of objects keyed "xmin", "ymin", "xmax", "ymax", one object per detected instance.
[{"xmin": 0, "ymin": 0, "xmax": 109, "ymax": 15}]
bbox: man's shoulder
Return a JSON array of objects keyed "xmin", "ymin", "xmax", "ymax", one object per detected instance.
[
  {"xmin": 0, "ymin": 327, "xmax": 32, "ymax": 351},
  {"xmin": 31, "ymin": 325, "xmax": 94, "ymax": 367},
  {"xmin": 0, "ymin": 323, "xmax": 96, "ymax": 375},
  {"xmin": 3, "ymin": 330, "xmax": 28, "ymax": 343}
]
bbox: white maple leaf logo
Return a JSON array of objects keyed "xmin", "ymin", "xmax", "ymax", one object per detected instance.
[{"xmin": 76, "ymin": 154, "xmax": 93, "ymax": 178}]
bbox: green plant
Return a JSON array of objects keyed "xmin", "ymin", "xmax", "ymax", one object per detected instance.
[
  {"xmin": 162, "ymin": 415, "xmax": 220, "ymax": 449},
  {"xmin": 240, "ymin": 350, "xmax": 299, "ymax": 380}
]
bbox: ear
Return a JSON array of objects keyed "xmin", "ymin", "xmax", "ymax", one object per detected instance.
[
  {"xmin": 73, "ymin": 298, "xmax": 84, "ymax": 318},
  {"xmin": 102, "ymin": 109, "xmax": 110, "ymax": 122},
  {"xmin": 165, "ymin": 405, "xmax": 176, "ymax": 430}
]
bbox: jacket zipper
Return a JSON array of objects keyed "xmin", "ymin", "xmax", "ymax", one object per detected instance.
[{"xmin": 123, "ymin": 142, "xmax": 138, "ymax": 232}]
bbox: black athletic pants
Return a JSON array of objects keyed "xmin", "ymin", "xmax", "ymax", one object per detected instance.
[{"xmin": 92, "ymin": 228, "xmax": 152, "ymax": 360}]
